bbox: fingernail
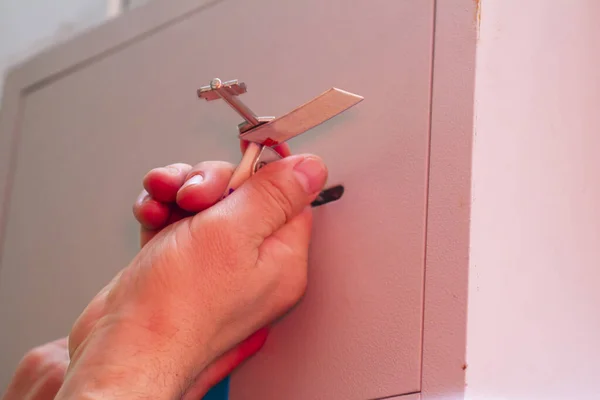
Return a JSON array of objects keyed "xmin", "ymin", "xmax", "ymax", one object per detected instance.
[
  {"xmin": 293, "ymin": 157, "xmax": 327, "ymax": 194},
  {"xmin": 182, "ymin": 174, "xmax": 204, "ymax": 188},
  {"xmin": 136, "ymin": 190, "xmax": 150, "ymax": 205}
]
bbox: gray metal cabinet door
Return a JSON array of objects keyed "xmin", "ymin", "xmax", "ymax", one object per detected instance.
[{"xmin": 0, "ymin": 0, "xmax": 434, "ymax": 398}]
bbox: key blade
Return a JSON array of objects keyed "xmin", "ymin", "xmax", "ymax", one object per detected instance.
[{"xmin": 239, "ymin": 88, "xmax": 363, "ymax": 146}]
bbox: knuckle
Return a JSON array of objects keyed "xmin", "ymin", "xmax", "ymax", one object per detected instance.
[
  {"xmin": 192, "ymin": 160, "xmax": 210, "ymax": 172},
  {"xmin": 143, "ymin": 167, "xmax": 161, "ymax": 182},
  {"xmin": 190, "ymin": 161, "xmax": 233, "ymax": 177},
  {"xmin": 44, "ymin": 362, "xmax": 67, "ymax": 384},
  {"xmin": 15, "ymin": 343, "xmax": 60, "ymax": 379},
  {"xmin": 20, "ymin": 347, "xmax": 48, "ymax": 370},
  {"xmin": 255, "ymin": 178, "xmax": 294, "ymax": 223}
]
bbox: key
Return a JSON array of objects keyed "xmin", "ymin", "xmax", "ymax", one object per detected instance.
[
  {"xmin": 198, "ymin": 78, "xmax": 362, "ymax": 400},
  {"xmin": 197, "ymin": 78, "xmax": 274, "ymax": 133},
  {"xmin": 196, "ymin": 77, "xmax": 363, "ymax": 202}
]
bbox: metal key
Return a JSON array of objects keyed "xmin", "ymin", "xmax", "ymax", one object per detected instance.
[
  {"xmin": 198, "ymin": 78, "xmax": 274, "ymax": 133},
  {"xmin": 198, "ymin": 78, "xmax": 362, "ymax": 400},
  {"xmin": 197, "ymin": 77, "xmax": 363, "ymax": 201}
]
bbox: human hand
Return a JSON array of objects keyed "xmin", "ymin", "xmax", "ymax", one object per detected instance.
[
  {"xmin": 131, "ymin": 143, "xmax": 293, "ymax": 397},
  {"xmin": 1, "ymin": 338, "xmax": 69, "ymax": 400},
  {"xmin": 1, "ymin": 143, "xmax": 292, "ymax": 400},
  {"xmin": 134, "ymin": 142, "xmax": 291, "ymax": 248},
  {"xmin": 131, "ymin": 146, "xmax": 286, "ymax": 397},
  {"xmin": 57, "ymin": 150, "xmax": 327, "ymax": 399}
]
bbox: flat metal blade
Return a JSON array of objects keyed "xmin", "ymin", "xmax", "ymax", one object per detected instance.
[{"xmin": 238, "ymin": 88, "xmax": 363, "ymax": 146}]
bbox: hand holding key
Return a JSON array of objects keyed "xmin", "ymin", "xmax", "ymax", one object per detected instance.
[
  {"xmin": 53, "ymin": 153, "xmax": 327, "ymax": 400},
  {"xmin": 3, "ymin": 78, "xmax": 359, "ymax": 400}
]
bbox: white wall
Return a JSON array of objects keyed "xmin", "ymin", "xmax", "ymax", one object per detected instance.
[
  {"xmin": 0, "ymin": 0, "xmax": 106, "ymax": 99},
  {"xmin": 0, "ymin": 0, "xmax": 151, "ymax": 100},
  {"xmin": 467, "ymin": 1, "xmax": 600, "ymax": 399}
]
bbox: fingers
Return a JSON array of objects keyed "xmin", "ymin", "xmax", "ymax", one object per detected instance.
[
  {"xmin": 139, "ymin": 207, "xmax": 193, "ymax": 247},
  {"xmin": 3, "ymin": 339, "xmax": 69, "ymax": 400},
  {"xmin": 133, "ymin": 161, "xmax": 236, "ymax": 231},
  {"xmin": 133, "ymin": 190, "xmax": 171, "ymax": 231},
  {"xmin": 143, "ymin": 163, "xmax": 192, "ymax": 203},
  {"xmin": 135, "ymin": 162, "xmax": 192, "ymax": 231},
  {"xmin": 139, "ymin": 227, "xmax": 158, "ymax": 248},
  {"xmin": 176, "ymin": 161, "xmax": 236, "ymax": 212},
  {"xmin": 212, "ymin": 154, "xmax": 327, "ymax": 244}
]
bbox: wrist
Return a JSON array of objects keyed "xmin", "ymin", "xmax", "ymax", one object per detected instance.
[
  {"xmin": 59, "ymin": 363, "xmax": 178, "ymax": 400},
  {"xmin": 57, "ymin": 321, "xmax": 212, "ymax": 400}
]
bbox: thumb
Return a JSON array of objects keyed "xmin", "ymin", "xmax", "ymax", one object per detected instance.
[{"xmin": 216, "ymin": 154, "xmax": 328, "ymax": 242}]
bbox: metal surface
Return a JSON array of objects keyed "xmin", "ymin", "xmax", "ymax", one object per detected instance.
[
  {"xmin": 197, "ymin": 78, "xmax": 364, "ymax": 147},
  {"xmin": 238, "ymin": 117, "xmax": 274, "ymax": 134},
  {"xmin": 239, "ymin": 88, "xmax": 364, "ymax": 145},
  {"xmin": 0, "ymin": 0, "xmax": 476, "ymax": 398}
]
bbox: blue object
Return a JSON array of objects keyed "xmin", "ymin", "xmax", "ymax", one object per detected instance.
[{"xmin": 202, "ymin": 375, "xmax": 229, "ymax": 400}]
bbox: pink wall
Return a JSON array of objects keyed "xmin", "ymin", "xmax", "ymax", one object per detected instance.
[{"xmin": 467, "ymin": 1, "xmax": 600, "ymax": 399}]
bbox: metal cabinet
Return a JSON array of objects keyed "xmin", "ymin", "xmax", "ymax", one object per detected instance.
[{"xmin": 0, "ymin": 0, "xmax": 476, "ymax": 398}]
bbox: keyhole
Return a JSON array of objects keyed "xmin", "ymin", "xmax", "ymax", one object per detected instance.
[{"xmin": 311, "ymin": 185, "xmax": 345, "ymax": 208}]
